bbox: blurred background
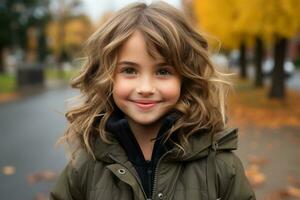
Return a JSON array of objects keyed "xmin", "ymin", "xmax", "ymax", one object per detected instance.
[{"xmin": 0, "ymin": 0, "xmax": 300, "ymax": 199}]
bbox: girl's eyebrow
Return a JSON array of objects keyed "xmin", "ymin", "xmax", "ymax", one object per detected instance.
[
  {"xmin": 117, "ymin": 61, "xmax": 139, "ymax": 67},
  {"xmin": 117, "ymin": 60, "xmax": 171, "ymax": 67}
]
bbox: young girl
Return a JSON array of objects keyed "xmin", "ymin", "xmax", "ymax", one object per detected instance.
[{"xmin": 50, "ymin": 1, "xmax": 255, "ymax": 200}]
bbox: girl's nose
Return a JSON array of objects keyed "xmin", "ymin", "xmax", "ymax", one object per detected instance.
[{"xmin": 136, "ymin": 77, "xmax": 155, "ymax": 96}]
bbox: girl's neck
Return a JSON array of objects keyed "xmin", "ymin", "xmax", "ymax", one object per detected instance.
[{"xmin": 126, "ymin": 117, "xmax": 162, "ymax": 160}]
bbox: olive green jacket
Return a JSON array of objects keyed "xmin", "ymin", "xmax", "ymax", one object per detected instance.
[{"xmin": 50, "ymin": 128, "xmax": 255, "ymax": 200}]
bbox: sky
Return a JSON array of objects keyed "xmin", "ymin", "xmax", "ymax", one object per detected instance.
[{"xmin": 82, "ymin": 0, "xmax": 182, "ymax": 23}]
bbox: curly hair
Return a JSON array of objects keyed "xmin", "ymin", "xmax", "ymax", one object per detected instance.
[{"xmin": 60, "ymin": 1, "xmax": 233, "ymax": 159}]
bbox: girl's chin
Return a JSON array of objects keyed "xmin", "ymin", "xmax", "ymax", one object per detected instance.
[{"xmin": 128, "ymin": 116, "xmax": 162, "ymax": 127}]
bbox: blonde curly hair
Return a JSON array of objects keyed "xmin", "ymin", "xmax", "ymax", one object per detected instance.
[{"xmin": 61, "ymin": 1, "xmax": 233, "ymax": 159}]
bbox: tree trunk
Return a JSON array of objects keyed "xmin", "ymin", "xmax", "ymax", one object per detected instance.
[
  {"xmin": 239, "ymin": 42, "xmax": 247, "ymax": 79},
  {"xmin": 38, "ymin": 27, "xmax": 47, "ymax": 63},
  {"xmin": 269, "ymin": 37, "xmax": 287, "ymax": 99},
  {"xmin": 254, "ymin": 37, "xmax": 263, "ymax": 87},
  {"xmin": 0, "ymin": 47, "xmax": 4, "ymax": 73}
]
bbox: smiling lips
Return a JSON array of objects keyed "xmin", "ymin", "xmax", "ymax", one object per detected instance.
[{"xmin": 131, "ymin": 100, "xmax": 160, "ymax": 110}]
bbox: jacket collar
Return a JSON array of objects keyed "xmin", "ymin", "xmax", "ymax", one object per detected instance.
[
  {"xmin": 166, "ymin": 128, "xmax": 238, "ymax": 162},
  {"xmin": 93, "ymin": 112, "xmax": 238, "ymax": 163},
  {"xmin": 104, "ymin": 110, "xmax": 180, "ymax": 165},
  {"xmin": 93, "ymin": 111, "xmax": 181, "ymax": 163}
]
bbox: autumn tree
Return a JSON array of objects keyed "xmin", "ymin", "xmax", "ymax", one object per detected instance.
[
  {"xmin": 235, "ymin": 0, "xmax": 300, "ymax": 96},
  {"xmin": 47, "ymin": 15, "xmax": 92, "ymax": 59},
  {"xmin": 48, "ymin": 0, "xmax": 85, "ymax": 62},
  {"xmin": 193, "ymin": 0, "xmax": 300, "ymax": 99},
  {"xmin": 263, "ymin": 0, "xmax": 300, "ymax": 99},
  {"xmin": 234, "ymin": 0, "xmax": 266, "ymax": 86},
  {"xmin": 193, "ymin": 0, "xmax": 250, "ymax": 79}
]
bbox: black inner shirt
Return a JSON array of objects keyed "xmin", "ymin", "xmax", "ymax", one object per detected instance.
[{"xmin": 105, "ymin": 110, "xmax": 179, "ymax": 198}]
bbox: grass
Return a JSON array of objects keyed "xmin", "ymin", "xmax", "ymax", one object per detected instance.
[
  {"xmin": 0, "ymin": 73, "xmax": 16, "ymax": 93},
  {"xmin": 0, "ymin": 67, "xmax": 80, "ymax": 95},
  {"xmin": 45, "ymin": 67, "xmax": 80, "ymax": 82}
]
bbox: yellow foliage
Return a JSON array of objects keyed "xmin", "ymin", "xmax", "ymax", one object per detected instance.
[
  {"xmin": 194, "ymin": 0, "xmax": 242, "ymax": 49},
  {"xmin": 65, "ymin": 19, "xmax": 91, "ymax": 48},
  {"xmin": 46, "ymin": 15, "xmax": 92, "ymax": 57},
  {"xmin": 235, "ymin": 0, "xmax": 300, "ymax": 43},
  {"xmin": 193, "ymin": 0, "xmax": 300, "ymax": 49}
]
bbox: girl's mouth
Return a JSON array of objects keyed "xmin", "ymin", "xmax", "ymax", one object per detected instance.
[{"xmin": 131, "ymin": 100, "xmax": 159, "ymax": 110}]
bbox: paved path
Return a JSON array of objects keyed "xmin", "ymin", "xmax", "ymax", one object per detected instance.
[
  {"xmin": 0, "ymin": 86, "xmax": 77, "ymax": 199},
  {"xmin": 236, "ymin": 125, "xmax": 300, "ymax": 200}
]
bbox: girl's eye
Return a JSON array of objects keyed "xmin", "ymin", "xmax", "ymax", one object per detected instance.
[
  {"xmin": 157, "ymin": 68, "xmax": 172, "ymax": 76},
  {"xmin": 121, "ymin": 67, "xmax": 137, "ymax": 75}
]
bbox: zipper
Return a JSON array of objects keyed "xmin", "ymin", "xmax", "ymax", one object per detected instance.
[
  {"xmin": 151, "ymin": 149, "xmax": 176, "ymax": 200},
  {"xmin": 147, "ymin": 167, "xmax": 153, "ymax": 199},
  {"xmin": 108, "ymin": 154, "xmax": 148, "ymax": 200}
]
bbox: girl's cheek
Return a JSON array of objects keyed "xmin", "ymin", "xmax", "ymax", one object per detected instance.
[
  {"xmin": 159, "ymin": 79, "xmax": 181, "ymax": 100},
  {"xmin": 113, "ymin": 78, "xmax": 133, "ymax": 98}
]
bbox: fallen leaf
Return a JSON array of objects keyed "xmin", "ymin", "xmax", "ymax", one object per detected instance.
[
  {"xmin": 2, "ymin": 166, "xmax": 16, "ymax": 176},
  {"xmin": 27, "ymin": 170, "xmax": 57, "ymax": 185},
  {"xmin": 288, "ymin": 176, "xmax": 300, "ymax": 188},
  {"xmin": 0, "ymin": 93, "xmax": 20, "ymax": 103},
  {"xmin": 34, "ymin": 193, "xmax": 48, "ymax": 200},
  {"xmin": 286, "ymin": 185, "xmax": 300, "ymax": 198},
  {"xmin": 266, "ymin": 143, "xmax": 273, "ymax": 151},
  {"xmin": 245, "ymin": 165, "xmax": 266, "ymax": 188},
  {"xmin": 248, "ymin": 155, "xmax": 269, "ymax": 166},
  {"xmin": 41, "ymin": 170, "xmax": 57, "ymax": 180},
  {"xmin": 263, "ymin": 186, "xmax": 300, "ymax": 200},
  {"xmin": 262, "ymin": 191, "xmax": 286, "ymax": 200},
  {"xmin": 228, "ymin": 79, "xmax": 300, "ymax": 129}
]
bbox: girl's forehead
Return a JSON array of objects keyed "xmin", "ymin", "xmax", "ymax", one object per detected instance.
[
  {"xmin": 117, "ymin": 30, "xmax": 165, "ymax": 62},
  {"xmin": 119, "ymin": 31, "xmax": 146, "ymax": 52}
]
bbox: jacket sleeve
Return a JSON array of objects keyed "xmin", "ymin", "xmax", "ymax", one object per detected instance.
[
  {"xmin": 216, "ymin": 152, "xmax": 256, "ymax": 200},
  {"xmin": 49, "ymin": 163, "xmax": 85, "ymax": 200}
]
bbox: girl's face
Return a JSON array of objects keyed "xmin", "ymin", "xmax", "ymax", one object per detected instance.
[{"xmin": 113, "ymin": 30, "xmax": 181, "ymax": 126}]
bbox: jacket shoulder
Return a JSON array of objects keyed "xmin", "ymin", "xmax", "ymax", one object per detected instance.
[
  {"xmin": 215, "ymin": 151, "xmax": 240, "ymax": 179},
  {"xmin": 70, "ymin": 149, "xmax": 95, "ymax": 171},
  {"xmin": 50, "ymin": 149, "xmax": 97, "ymax": 200},
  {"xmin": 67, "ymin": 149, "xmax": 98, "ymax": 190},
  {"xmin": 215, "ymin": 151, "xmax": 256, "ymax": 199}
]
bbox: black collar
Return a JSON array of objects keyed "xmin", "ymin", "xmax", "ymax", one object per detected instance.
[{"xmin": 105, "ymin": 110, "xmax": 180, "ymax": 165}]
